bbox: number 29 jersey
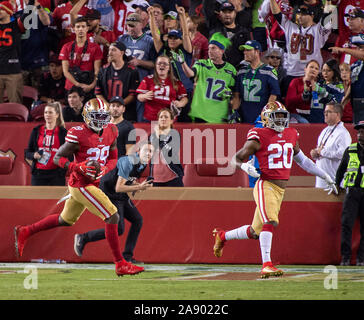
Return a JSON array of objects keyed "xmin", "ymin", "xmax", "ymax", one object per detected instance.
[
  {"xmin": 65, "ymin": 123, "xmax": 118, "ymax": 188},
  {"xmin": 247, "ymin": 127, "xmax": 299, "ymax": 180}
]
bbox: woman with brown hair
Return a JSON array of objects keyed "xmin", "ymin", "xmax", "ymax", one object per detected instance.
[
  {"xmin": 25, "ymin": 102, "xmax": 68, "ymax": 186},
  {"xmin": 339, "ymin": 62, "xmax": 353, "ymax": 123},
  {"xmin": 136, "ymin": 55, "xmax": 188, "ymax": 122},
  {"xmin": 285, "ymin": 59, "xmax": 320, "ymax": 123},
  {"xmin": 149, "ymin": 108, "xmax": 184, "ymax": 187}
]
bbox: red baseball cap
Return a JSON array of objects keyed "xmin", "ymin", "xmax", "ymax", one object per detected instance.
[{"xmin": 0, "ymin": 1, "xmax": 14, "ymax": 16}]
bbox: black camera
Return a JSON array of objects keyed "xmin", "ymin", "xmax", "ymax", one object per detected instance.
[{"xmin": 70, "ymin": 66, "xmax": 94, "ymax": 85}]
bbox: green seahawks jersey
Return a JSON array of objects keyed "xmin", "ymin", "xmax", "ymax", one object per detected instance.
[{"xmin": 189, "ymin": 59, "xmax": 237, "ymax": 123}]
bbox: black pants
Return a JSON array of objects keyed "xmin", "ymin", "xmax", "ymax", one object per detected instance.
[
  {"xmin": 31, "ymin": 169, "xmax": 66, "ymax": 186},
  {"xmin": 153, "ymin": 176, "xmax": 184, "ymax": 187},
  {"xmin": 82, "ymin": 198, "xmax": 143, "ymax": 261},
  {"xmin": 341, "ymin": 188, "xmax": 364, "ymax": 262}
]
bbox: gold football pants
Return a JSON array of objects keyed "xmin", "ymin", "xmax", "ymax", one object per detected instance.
[
  {"xmin": 60, "ymin": 185, "xmax": 117, "ymax": 225},
  {"xmin": 251, "ymin": 179, "xmax": 285, "ymax": 235}
]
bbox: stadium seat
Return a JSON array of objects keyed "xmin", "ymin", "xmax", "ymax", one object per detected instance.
[
  {"xmin": 183, "ymin": 158, "xmax": 250, "ymax": 187},
  {"xmin": 3, "ymin": 86, "xmax": 38, "ymax": 109},
  {"xmin": 0, "ymin": 103, "xmax": 29, "ymax": 122},
  {"xmin": 0, "ymin": 156, "xmax": 14, "ymax": 174},
  {"xmin": 30, "ymin": 103, "xmax": 47, "ymax": 121},
  {"xmin": 0, "ymin": 159, "xmax": 29, "ymax": 185},
  {"xmin": 22, "ymin": 86, "xmax": 39, "ymax": 109}
]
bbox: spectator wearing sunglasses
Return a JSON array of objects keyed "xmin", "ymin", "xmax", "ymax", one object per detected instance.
[{"xmin": 265, "ymin": 47, "xmax": 286, "ymax": 92}]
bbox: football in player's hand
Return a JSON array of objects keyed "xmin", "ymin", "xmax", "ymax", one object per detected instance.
[{"xmin": 86, "ymin": 160, "xmax": 101, "ymax": 179}]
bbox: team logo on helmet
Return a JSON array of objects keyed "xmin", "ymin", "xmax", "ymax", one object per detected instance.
[
  {"xmin": 260, "ymin": 101, "xmax": 289, "ymax": 132},
  {"xmin": 82, "ymin": 98, "xmax": 110, "ymax": 132}
]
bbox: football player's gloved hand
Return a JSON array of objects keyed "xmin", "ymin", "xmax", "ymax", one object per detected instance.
[
  {"xmin": 95, "ymin": 165, "xmax": 107, "ymax": 181},
  {"xmin": 323, "ymin": 173, "xmax": 338, "ymax": 195},
  {"xmin": 171, "ymin": 49, "xmax": 185, "ymax": 64},
  {"xmin": 240, "ymin": 159, "xmax": 260, "ymax": 178},
  {"xmin": 228, "ymin": 110, "xmax": 241, "ymax": 123},
  {"xmin": 75, "ymin": 161, "xmax": 96, "ymax": 179}
]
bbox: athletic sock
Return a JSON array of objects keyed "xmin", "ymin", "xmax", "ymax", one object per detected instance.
[
  {"xmin": 225, "ymin": 225, "xmax": 251, "ymax": 240},
  {"xmin": 105, "ymin": 223, "xmax": 124, "ymax": 263},
  {"xmin": 28, "ymin": 214, "xmax": 60, "ymax": 236},
  {"xmin": 259, "ymin": 224, "xmax": 274, "ymax": 264}
]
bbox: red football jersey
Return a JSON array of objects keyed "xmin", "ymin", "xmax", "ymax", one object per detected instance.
[
  {"xmin": 136, "ymin": 75, "xmax": 187, "ymax": 121},
  {"xmin": 14, "ymin": 0, "xmax": 51, "ymax": 11},
  {"xmin": 334, "ymin": 0, "xmax": 364, "ymax": 64},
  {"xmin": 52, "ymin": 1, "xmax": 91, "ymax": 48},
  {"xmin": 247, "ymin": 127, "xmax": 299, "ymax": 180},
  {"xmin": 110, "ymin": 0, "xmax": 141, "ymax": 36},
  {"xmin": 65, "ymin": 123, "xmax": 118, "ymax": 187}
]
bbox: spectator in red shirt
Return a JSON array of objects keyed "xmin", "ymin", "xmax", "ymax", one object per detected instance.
[
  {"xmin": 25, "ymin": 102, "xmax": 68, "ymax": 186},
  {"xmin": 187, "ymin": 14, "xmax": 208, "ymax": 65},
  {"xmin": 285, "ymin": 59, "xmax": 320, "ymax": 123},
  {"xmin": 70, "ymin": 3, "xmax": 116, "ymax": 66},
  {"xmin": 59, "ymin": 16, "xmax": 103, "ymax": 101},
  {"xmin": 136, "ymin": 55, "xmax": 188, "ymax": 122}
]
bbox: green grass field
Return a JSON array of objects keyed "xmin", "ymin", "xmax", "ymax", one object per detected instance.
[{"xmin": 1, "ymin": 263, "xmax": 364, "ymax": 301}]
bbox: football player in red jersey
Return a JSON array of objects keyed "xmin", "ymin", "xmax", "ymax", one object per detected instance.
[
  {"xmin": 213, "ymin": 101, "xmax": 338, "ymax": 278},
  {"xmin": 14, "ymin": 98, "xmax": 144, "ymax": 277}
]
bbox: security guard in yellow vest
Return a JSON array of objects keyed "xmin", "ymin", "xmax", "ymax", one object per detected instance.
[{"xmin": 336, "ymin": 120, "xmax": 364, "ymax": 266}]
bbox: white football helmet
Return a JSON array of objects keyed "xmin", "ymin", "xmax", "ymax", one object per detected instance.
[
  {"xmin": 260, "ymin": 101, "xmax": 289, "ymax": 132},
  {"xmin": 82, "ymin": 98, "xmax": 110, "ymax": 132}
]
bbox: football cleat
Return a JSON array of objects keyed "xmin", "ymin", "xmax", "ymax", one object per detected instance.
[
  {"xmin": 14, "ymin": 225, "xmax": 30, "ymax": 258},
  {"xmin": 213, "ymin": 228, "xmax": 226, "ymax": 258},
  {"xmin": 74, "ymin": 234, "xmax": 86, "ymax": 257},
  {"xmin": 260, "ymin": 262, "xmax": 284, "ymax": 279},
  {"xmin": 115, "ymin": 260, "xmax": 145, "ymax": 277}
]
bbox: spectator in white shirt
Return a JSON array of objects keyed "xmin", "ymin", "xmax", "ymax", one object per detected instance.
[{"xmin": 310, "ymin": 101, "xmax": 352, "ymax": 189}]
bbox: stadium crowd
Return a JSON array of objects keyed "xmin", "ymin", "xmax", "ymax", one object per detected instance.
[{"xmin": 1, "ymin": 0, "xmax": 364, "ymax": 125}]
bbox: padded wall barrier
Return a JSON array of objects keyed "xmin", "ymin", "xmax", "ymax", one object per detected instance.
[{"xmin": 0, "ymin": 186, "xmax": 361, "ymax": 265}]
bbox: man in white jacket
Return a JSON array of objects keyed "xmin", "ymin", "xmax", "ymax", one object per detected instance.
[{"xmin": 310, "ymin": 102, "xmax": 352, "ymax": 188}]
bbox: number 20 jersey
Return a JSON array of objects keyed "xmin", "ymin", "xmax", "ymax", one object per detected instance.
[
  {"xmin": 65, "ymin": 123, "xmax": 118, "ymax": 188},
  {"xmin": 247, "ymin": 127, "xmax": 299, "ymax": 180}
]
